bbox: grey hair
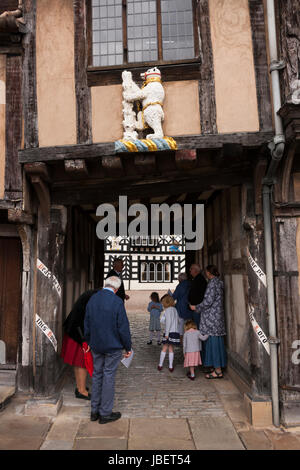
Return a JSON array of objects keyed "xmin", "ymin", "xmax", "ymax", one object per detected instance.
[
  {"xmin": 178, "ymin": 272, "xmax": 187, "ymax": 282},
  {"xmin": 104, "ymin": 276, "xmax": 121, "ymax": 290}
]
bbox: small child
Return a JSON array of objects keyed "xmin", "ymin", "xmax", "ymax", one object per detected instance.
[
  {"xmin": 157, "ymin": 294, "xmax": 180, "ymax": 372},
  {"xmin": 183, "ymin": 320, "xmax": 208, "ymax": 380},
  {"xmin": 147, "ymin": 292, "xmax": 163, "ymax": 345}
]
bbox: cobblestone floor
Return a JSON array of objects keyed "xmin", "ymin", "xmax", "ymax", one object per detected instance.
[
  {"xmin": 2, "ymin": 312, "xmax": 300, "ymax": 450},
  {"xmin": 62, "ymin": 311, "xmax": 228, "ymax": 418}
]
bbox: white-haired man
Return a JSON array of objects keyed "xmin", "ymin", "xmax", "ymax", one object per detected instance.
[{"xmin": 84, "ymin": 276, "xmax": 132, "ymax": 424}]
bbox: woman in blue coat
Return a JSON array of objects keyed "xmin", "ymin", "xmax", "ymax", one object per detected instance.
[{"xmin": 190, "ymin": 265, "xmax": 227, "ymax": 379}]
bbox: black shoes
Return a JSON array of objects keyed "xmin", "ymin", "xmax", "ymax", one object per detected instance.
[
  {"xmin": 90, "ymin": 411, "xmax": 99, "ymax": 421},
  {"xmin": 99, "ymin": 412, "xmax": 121, "ymax": 424},
  {"xmin": 147, "ymin": 341, "xmax": 152, "ymax": 345},
  {"xmin": 75, "ymin": 388, "xmax": 91, "ymax": 400}
]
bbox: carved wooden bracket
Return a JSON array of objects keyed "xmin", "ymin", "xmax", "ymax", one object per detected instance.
[
  {"xmin": 281, "ymin": 142, "xmax": 297, "ymax": 202},
  {"xmin": 64, "ymin": 159, "xmax": 88, "ymax": 175},
  {"xmin": 17, "ymin": 224, "xmax": 31, "ymax": 272},
  {"xmin": 0, "ymin": 3, "xmax": 27, "ymax": 33},
  {"xmin": 101, "ymin": 155, "xmax": 123, "ymax": 177},
  {"xmin": 24, "ymin": 162, "xmax": 50, "ymax": 220},
  {"xmin": 175, "ymin": 149, "xmax": 197, "ymax": 171},
  {"xmin": 134, "ymin": 154, "xmax": 156, "ymax": 175},
  {"xmin": 8, "ymin": 208, "xmax": 34, "ymax": 225}
]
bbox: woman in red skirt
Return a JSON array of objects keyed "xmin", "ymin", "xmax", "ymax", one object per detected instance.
[{"xmin": 61, "ymin": 289, "xmax": 98, "ymax": 399}]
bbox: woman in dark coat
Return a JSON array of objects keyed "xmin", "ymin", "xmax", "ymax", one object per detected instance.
[
  {"xmin": 190, "ymin": 265, "xmax": 226, "ymax": 379},
  {"xmin": 61, "ymin": 289, "xmax": 98, "ymax": 399},
  {"xmin": 169, "ymin": 272, "xmax": 192, "ymax": 342}
]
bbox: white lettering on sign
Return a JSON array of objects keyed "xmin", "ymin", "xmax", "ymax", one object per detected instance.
[
  {"xmin": 248, "ymin": 305, "xmax": 270, "ymax": 355},
  {"xmin": 247, "ymin": 249, "xmax": 267, "ymax": 287},
  {"xmin": 35, "ymin": 314, "xmax": 57, "ymax": 352},
  {"xmin": 37, "ymin": 259, "xmax": 61, "ymax": 297}
]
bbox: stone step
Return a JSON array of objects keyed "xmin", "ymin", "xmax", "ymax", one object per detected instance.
[
  {"xmin": 0, "ymin": 369, "xmax": 16, "ymax": 386},
  {"xmin": 0, "ymin": 385, "xmax": 16, "ymax": 411}
]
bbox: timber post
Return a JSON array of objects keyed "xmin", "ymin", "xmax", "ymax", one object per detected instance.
[
  {"xmin": 241, "ymin": 167, "xmax": 274, "ymax": 426},
  {"xmin": 24, "ymin": 163, "xmax": 67, "ymax": 396}
]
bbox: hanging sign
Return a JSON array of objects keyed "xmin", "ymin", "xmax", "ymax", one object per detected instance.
[
  {"xmin": 37, "ymin": 259, "xmax": 61, "ymax": 297},
  {"xmin": 247, "ymin": 249, "xmax": 267, "ymax": 287},
  {"xmin": 248, "ymin": 305, "xmax": 270, "ymax": 355},
  {"xmin": 35, "ymin": 314, "xmax": 57, "ymax": 352},
  {"xmin": 247, "ymin": 248, "xmax": 269, "ymax": 354}
]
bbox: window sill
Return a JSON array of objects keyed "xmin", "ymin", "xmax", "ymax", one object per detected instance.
[{"xmin": 87, "ymin": 59, "xmax": 201, "ymax": 87}]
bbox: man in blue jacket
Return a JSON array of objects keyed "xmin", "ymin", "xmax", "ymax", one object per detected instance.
[{"xmin": 84, "ymin": 276, "xmax": 132, "ymax": 424}]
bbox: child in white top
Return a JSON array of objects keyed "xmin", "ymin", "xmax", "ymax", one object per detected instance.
[
  {"xmin": 183, "ymin": 319, "xmax": 208, "ymax": 380},
  {"xmin": 157, "ymin": 294, "xmax": 180, "ymax": 372}
]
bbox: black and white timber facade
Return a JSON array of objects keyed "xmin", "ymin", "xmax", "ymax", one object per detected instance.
[{"xmin": 104, "ymin": 235, "xmax": 185, "ymax": 290}]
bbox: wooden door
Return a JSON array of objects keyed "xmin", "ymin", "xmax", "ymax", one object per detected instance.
[{"xmin": 0, "ymin": 237, "xmax": 22, "ymax": 365}]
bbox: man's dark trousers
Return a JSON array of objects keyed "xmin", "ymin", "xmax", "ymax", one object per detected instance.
[{"xmin": 91, "ymin": 349, "xmax": 123, "ymax": 417}]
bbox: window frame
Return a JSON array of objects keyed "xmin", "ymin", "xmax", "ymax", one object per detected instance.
[
  {"xmin": 139, "ymin": 260, "xmax": 173, "ymax": 283},
  {"xmin": 86, "ymin": 0, "xmax": 200, "ymax": 85}
]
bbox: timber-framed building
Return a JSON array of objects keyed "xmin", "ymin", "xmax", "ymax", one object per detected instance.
[
  {"xmin": 104, "ymin": 235, "xmax": 185, "ymax": 290},
  {"xmin": 0, "ymin": 0, "xmax": 299, "ymax": 426}
]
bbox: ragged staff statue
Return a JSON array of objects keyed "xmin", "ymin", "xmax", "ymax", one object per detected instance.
[{"xmin": 121, "ymin": 67, "xmax": 165, "ymax": 141}]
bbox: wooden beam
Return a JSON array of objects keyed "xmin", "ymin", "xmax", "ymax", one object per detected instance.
[
  {"xmin": 64, "ymin": 159, "xmax": 88, "ymax": 176},
  {"xmin": 279, "ymin": 103, "xmax": 300, "ymax": 127},
  {"xmin": 277, "ymin": 0, "xmax": 300, "ymax": 104},
  {"xmin": 52, "ymin": 170, "xmax": 252, "ymax": 206},
  {"xmin": 248, "ymin": 0, "xmax": 273, "ymax": 131},
  {"xmin": 18, "ymin": 132, "xmax": 274, "ymax": 163},
  {"xmin": 87, "ymin": 61, "xmax": 201, "ymax": 87},
  {"xmin": 253, "ymin": 159, "xmax": 267, "ymax": 215},
  {"xmin": 73, "ymin": 0, "xmax": 92, "ymax": 144},
  {"xmin": 7, "ymin": 208, "xmax": 34, "ymax": 225},
  {"xmin": 281, "ymin": 142, "xmax": 297, "ymax": 202},
  {"xmin": 285, "ymin": 119, "xmax": 300, "ymax": 143},
  {"xmin": 30, "ymin": 175, "xmax": 50, "ymax": 220},
  {"xmin": 196, "ymin": 0, "xmax": 217, "ymax": 134},
  {"xmin": 5, "ymin": 54, "xmax": 22, "ymax": 196},
  {"xmin": 24, "ymin": 162, "xmax": 50, "ymax": 181},
  {"xmin": 23, "ymin": 0, "xmax": 39, "ymax": 148},
  {"xmin": 134, "ymin": 154, "xmax": 156, "ymax": 175},
  {"xmin": 101, "ymin": 155, "xmax": 123, "ymax": 177},
  {"xmin": 175, "ymin": 149, "xmax": 197, "ymax": 171}
]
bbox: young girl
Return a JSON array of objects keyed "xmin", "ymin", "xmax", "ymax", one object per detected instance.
[
  {"xmin": 157, "ymin": 294, "xmax": 180, "ymax": 372},
  {"xmin": 183, "ymin": 320, "xmax": 208, "ymax": 380},
  {"xmin": 147, "ymin": 292, "xmax": 163, "ymax": 345}
]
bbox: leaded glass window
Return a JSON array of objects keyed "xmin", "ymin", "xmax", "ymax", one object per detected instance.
[{"xmin": 91, "ymin": 0, "xmax": 197, "ymax": 67}]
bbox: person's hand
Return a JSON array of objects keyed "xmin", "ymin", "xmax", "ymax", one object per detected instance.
[
  {"xmin": 125, "ymin": 295, "xmax": 130, "ymax": 300},
  {"xmin": 83, "ymin": 345, "xmax": 90, "ymax": 353},
  {"xmin": 124, "ymin": 350, "xmax": 132, "ymax": 358},
  {"xmin": 189, "ymin": 305, "xmax": 196, "ymax": 311}
]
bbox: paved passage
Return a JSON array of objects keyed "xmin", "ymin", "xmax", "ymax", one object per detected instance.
[
  {"xmin": 63, "ymin": 311, "xmax": 227, "ymax": 419},
  {"xmin": 1, "ymin": 311, "xmax": 300, "ymax": 450}
]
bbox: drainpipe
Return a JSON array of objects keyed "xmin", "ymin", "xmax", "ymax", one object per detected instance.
[{"xmin": 262, "ymin": 0, "xmax": 286, "ymax": 427}]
